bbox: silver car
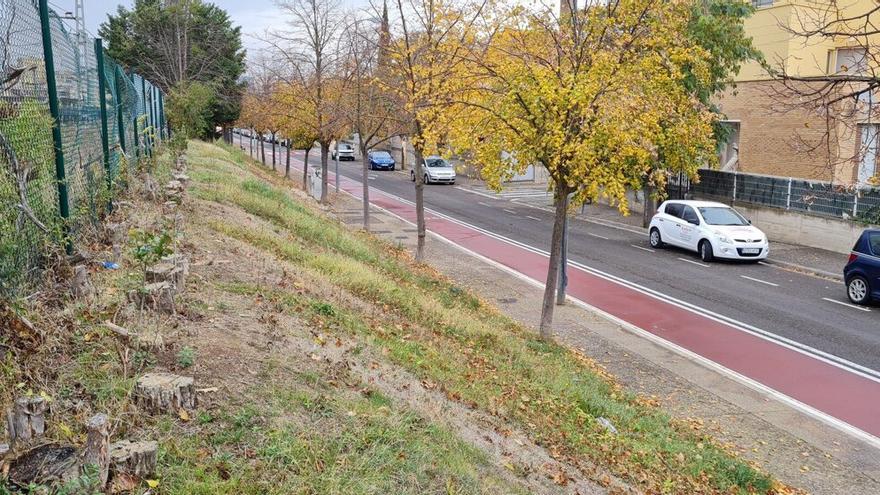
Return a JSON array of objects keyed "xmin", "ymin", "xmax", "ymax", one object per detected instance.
[{"xmin": 411, "ymin": 156, "xmax": 456, "ymax": 184}]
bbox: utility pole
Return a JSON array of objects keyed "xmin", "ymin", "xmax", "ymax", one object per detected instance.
[{"xmin": 335, "ymin": 140, "xmax": 340, "ymax": 193}]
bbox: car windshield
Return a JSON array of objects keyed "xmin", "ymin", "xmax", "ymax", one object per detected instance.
[
  {"xmin": 426, "ymin": 158, "xmax": 450, "ymax": 168},
  {"xmin": 339, "ymin": 144, "xmax": 353, "ymax": 150},
  {"xmin": 697, "ymin": 206, "xmax": 749, "ymax": 226},
  {"xmin": 372, "ymin": 151, "xmax": 391, "ymax": 159}
]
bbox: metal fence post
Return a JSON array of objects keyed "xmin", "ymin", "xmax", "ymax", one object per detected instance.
[
  {"xmin": 141, "ymin": 77, "xmax": 150, "ymax": 157},
  {"xmin": 158, "ymin": 90, "xmax": 166, "ymax": 140},
  {"xmin": 131, "ymin": 73, "xmax": 140, "ymax": 162},
  {"xmin": 115, "ymin": 67, "xmax": 127, "ymax": 154},
  {"xmin": 94, "ymin": 39, "xmax": 113, "ymax": 212},
  {"xmin": 38, "ymin": 0, "xmax": 71, "ymax": 254},
  {"xmin": 732, "ymin": 171, "xmax": 737, "ymax": 202},
  {"xmin": 853, "ymin": 190, "xmax": 860, "ymax": 218},
  {"xmin": 786, "ymin": 177, "xmax": 792, "ymax": 209}
]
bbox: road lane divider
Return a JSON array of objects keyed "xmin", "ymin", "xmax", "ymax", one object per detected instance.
[
  {"xmin": 822, "ymin": 297, "xmax": 871, "ymax": 312},
  {"xmin": 740, "ymin": 275, "xmax": 779, "ymax": 287}
]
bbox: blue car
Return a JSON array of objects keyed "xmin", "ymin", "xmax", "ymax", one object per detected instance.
[
  {"xmin": 844, "ymin": 229, "xmax": 880, "ymax": 305},
  {"xmin": 368, "ymin": 150, "xmax": 395, "ymax": 170}
]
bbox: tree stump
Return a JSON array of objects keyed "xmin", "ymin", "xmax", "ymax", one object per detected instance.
[
  {"xmin": 134, "ymin": 373, "xmax": 196, "ymax": 414},
  {"xmin": 7, "ymin": 444, "xmax": 79, "ymax": 487},
  {"xmin": 145, "ymin": 255, "xmax": 189, "ymax": 294},
  {"xmin": 109, "ymin": 440, "xmax": 158, "ymax": 478},
  {"xmin": 70, "ymin": 265, "xmax": 94, "ymax": 299},
  {"xmin": 131, "ymin": 282, "xmax": 176, "ymax": 314},
  {"xmin": 172, "ymin": 172, "xmax": 190, "ymax": 185},
  {"xmin": 81, "ymin": 414, "xmax": 110, "ymax": 487},
  {"xmin": 6, "ymin": 396, "xmax": 47, "ymax": 446},
  {"xmin": 0, "ymin": 443, "xmax": 10, "ymax": 477}
]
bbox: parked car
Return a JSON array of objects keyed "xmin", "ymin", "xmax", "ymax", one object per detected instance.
[
  {"xmin": 844, "ymin": 229, "xmax": 880, "ymax": 305},
  {"xmin": 410, "ymin": 156, "xmax": 456, "ymax": 184},
  {"xmin": 332, "ymin": 143, "xmax": 356, "ymax": 161},
  {"xmin": 368, "ymin": 150, "xmax": 395, "ymax": 170},
  {"xmin": 648, "ymin": 200, "xmax": 769, "ymax": 262}
]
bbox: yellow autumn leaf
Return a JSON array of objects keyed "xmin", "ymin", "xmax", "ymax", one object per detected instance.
[
  {"xmin": 178, "ymin": 408, "xmax": 190, "ymax": 422},
  {"xmin": 146, "ymin": 479, "xmax": 160, "ymax": 488}
]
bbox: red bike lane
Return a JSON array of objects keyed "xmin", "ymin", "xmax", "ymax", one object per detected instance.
[{"xmin": 247, "ymin": 141, "xmax": 880, "ymax": 442}]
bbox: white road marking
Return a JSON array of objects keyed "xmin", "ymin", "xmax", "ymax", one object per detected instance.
[
  {"xmin": 678, "ymin": 257, "xmax": 710, "ymax": 268},
  {"xmin": 822, "ymin": 297, "xmax": 871, "ymax": 312},
  {"xmin": 630, "ymin": 244, "xmax": 655, "ymax": 253},
  {"xmin": 503, "ymin": 208, "xmax": 517, "ymax": 214},
  {"xmin": 588, "ymin": 233, "xmax": 609, "ymax": 240},
  {"xmin": 740, "ymin": 275, "xmax": 779, "ymax": 287},
  {"xmin": 478, "ymin": 202, "xmax": 492, "ymax": 207},
  {"xmin": 455, "ymin": 186, "xmax": 499, "ymax": 200},
  {"xmin": 526, "ymin": 215, "xmax": 541, "ymax": 221}
]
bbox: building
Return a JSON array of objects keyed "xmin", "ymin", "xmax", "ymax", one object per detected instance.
[{"xmin": 717, "ymin": 0, "xmax": 879, "ymax": 184}]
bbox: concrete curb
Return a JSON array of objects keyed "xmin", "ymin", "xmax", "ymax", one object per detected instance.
[{"xmin": 763, "ymin": 257, "xmax": 844, "ymax": 281}]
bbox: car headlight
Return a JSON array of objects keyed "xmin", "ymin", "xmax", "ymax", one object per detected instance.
[{"xmin": 714, "ymin": 232, "xmax": 732, "ymax": 244}]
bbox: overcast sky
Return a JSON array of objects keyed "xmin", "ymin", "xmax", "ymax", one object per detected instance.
[{"xmin": 52, "ymin": 0, "xmax": 287, "ymax": 54}]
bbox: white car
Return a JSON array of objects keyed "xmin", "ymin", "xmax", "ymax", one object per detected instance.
[
  {"xmin": 411, "ymin": 156, "xmax": 456, "ymax": 184},
  {"xmin": 648, "ymin": 200, "xmax": 769, "ymax": 262},
  {"xmin": 332, "ymin": 143, "xmax": 356, "ymax": 161}
]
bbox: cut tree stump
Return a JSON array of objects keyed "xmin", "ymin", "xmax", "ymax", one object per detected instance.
[
  {"xmin": 6, "ymin": 396, "xmax": 47, "ymax": 446},
  {"xmin": 134, "ymin": 372, "xmax": 196, "ymax": 414},
  {"xmin": 130, "ymin": 281, "xmax": 176, "ymax": 314},
  {"xmin": 145, "ymin": 255, "xmax": 189, "ymax": 294},
  {"xmin": 81, "ymin": 414, "xmax": 110, "ymax": 487},
  {"xmin": 70, "ymin": 265, "xmax": 94, "ymax": 299},
  {"xmin": 172, "ymin": 173, "xmax": 190, "ymax": 185},
  {"xmin": 0, "ymin": 443, "xmax": 9, "ymax": 477},
  {"xmin": 109, "ymin": 440, "xmax": 157, "ymax": 478},
  {"xmin": 7, "ymin": 444, "xmax": 79, "ymax": 487}
]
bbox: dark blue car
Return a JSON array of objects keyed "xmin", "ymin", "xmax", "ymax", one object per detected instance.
[
  {"xmin": 368, "ymin": 150, "xmax": 395, "ymax": 171},
  {"xmin": 844, "ymin": 229, "xmax": 880, "ymax": 305}
]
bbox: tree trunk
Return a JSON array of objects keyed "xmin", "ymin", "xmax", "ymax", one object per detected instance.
[
  {"xmin": 320, "ymin": 142, "xmax": 330, "ymax": 204},
  {"xmin": 285, "ymin": 143, "xmax": 291, "ymax": 179},
  {"xmin": 539, "ymin": 183, "xmax": 568, "ymax": 339},
  {"xmin": 271, "ymin": 133, "xmax": 277, "ymax": 171},
  {"xmin": 412, "ymin": 146, "xmax": 426, "ymax": 261},
  {"xmin": 260, "ymin": 135, "xmax": 266, "ymax": 165},
  {"xmin": 360, "ymin": 143, "xmax": 370, "ymax": 231},
  {"xmin": 642, "ymin": 183, "xmax": 655, "ymax": 228},
  {"xmin": 303, "ymin": 148, "xmax": 310, "ymax": 191}
]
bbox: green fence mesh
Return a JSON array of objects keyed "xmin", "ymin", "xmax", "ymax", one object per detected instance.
[{"xmin": 0, "ymin": 0, "xmax": 165, "ymax": 296}]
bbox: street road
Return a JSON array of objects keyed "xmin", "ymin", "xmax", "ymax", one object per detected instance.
[{"xmin": 235, "ymin": 134, "xmax": 880, "ymax": 441}]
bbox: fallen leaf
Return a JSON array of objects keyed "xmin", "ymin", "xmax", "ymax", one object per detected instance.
[
  {"xmin": 146, "ymin": 479, "xmax": 160, "ymax": 488},
  {"xmin": 178, "ymin": 408, "xmax": 191, "ymax": 422}
]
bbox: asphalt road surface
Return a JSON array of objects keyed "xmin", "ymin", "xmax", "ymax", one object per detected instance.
[{"xmin": 235, "ymin": 135, "xmax": 880, "ymax": 377}]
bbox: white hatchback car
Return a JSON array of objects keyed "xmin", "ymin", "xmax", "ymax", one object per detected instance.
[{"xmin": 648, "ymin": 200, "xmax": 769, "ymax": 262}]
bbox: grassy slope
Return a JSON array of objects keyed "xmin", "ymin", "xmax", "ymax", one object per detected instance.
[{"xmin": 185, "ymin": 141, "xmax": 782, "ymax": 495}]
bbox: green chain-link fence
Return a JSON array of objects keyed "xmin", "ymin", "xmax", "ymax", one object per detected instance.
[{"xmin": 0, "ymin": 0, "xmax": 166, "ymax": 296}]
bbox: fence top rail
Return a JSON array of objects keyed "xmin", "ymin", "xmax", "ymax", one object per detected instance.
[{"xmin": 694, "ymin": 167, "xmax": 880, "ymax": 194}]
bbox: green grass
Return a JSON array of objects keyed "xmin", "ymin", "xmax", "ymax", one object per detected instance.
[
  {"xmin": 158, "ymin": 379, "xmax": 521, "ymax": 494},
  {"xmin": 189, "ymin": 140, "xmax": 779, "ymax": 494}
]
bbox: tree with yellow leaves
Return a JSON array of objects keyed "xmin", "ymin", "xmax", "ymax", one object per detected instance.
[
  {"xmin": 453, "ymin": 0, "xmax": 719, "ymax": 337},
  {"xmin": 383, "ymin": 0, "xmax": 487, "ymax": 260}
]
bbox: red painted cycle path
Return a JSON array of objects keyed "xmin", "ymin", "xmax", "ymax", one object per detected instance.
[{"xmin": 248, "ymin": 141, "xmax": 880, "ymax": 441}]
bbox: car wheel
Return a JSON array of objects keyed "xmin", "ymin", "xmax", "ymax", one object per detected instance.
[
  {"xmin": 698, "ymin": 240, "xmax": 714, "ymax": 262},
  {"xmin": 410, "ymin": 171, "xmax": 415, "ymax": 182},
  {"xmin": 847, "ymin": 275, "xmax": 871, "ymax": 305},
  {"xmin": 424, "ymin": 174, "xmax": 430, "ymax": 185},
  {"xmin": 649, "ymin": 228, "xmax": 663, "ymax": 248}
]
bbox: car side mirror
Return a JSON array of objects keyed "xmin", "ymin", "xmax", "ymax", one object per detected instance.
[
  {"xmin": 748, "ymin": 219, "xmax": 752, "ymax": 224},
  {"xmin": 688, "ymin": 218, "xmax": 700, "ymax": 225}
]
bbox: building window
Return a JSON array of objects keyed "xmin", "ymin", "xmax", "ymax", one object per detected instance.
[
  {"xmin": 718, "ymin": 121, "xmax": 740, "ymax": 172},
  {"xmin": 858, "ymin": 123, "xmax": 879, "ymax": 184},
  {"xmin": 833, "ymin": 48, "xmax": 868, "ymax": 75},
  {"xmin": 752, "ymin": 0, "xmax": 773, "ymax": 7}
]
